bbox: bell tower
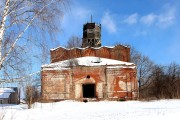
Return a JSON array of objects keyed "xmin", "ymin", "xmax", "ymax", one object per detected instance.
[{"xmin": 82, "ymin": 16, "xmax": 101, "ymax": 47}]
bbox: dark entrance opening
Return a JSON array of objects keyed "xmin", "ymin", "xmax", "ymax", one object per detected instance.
[{"xmin": 82, "ymin": 84, "xmax": 95, "ymax": 98}]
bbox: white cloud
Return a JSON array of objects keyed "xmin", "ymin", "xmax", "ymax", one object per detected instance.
[
  {"xmin": 101, "ymin": 12, "xmax": 117, "ymax": 34},
  {"xmin": 123, "ymin": 13, "xmax": 138, "ymax": 25},
  {"xmin": 157, "ymin": 7, "xmax": 176, "ymax": 28},
  {"xmin": 123, "ymin": 5, "xmax": 176, "ymax": 28},
  {"xmin": 140, "ymin": 5, "xmax": 176, "ymax": 28},
  {"xmin": 140, "ymin": 13, "xmax": 157, "ymax": 26}
]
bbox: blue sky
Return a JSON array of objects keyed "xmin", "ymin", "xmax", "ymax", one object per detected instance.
[{"xmin": 56, "ymin": 0, "xmax": 180, "ymax": 65}]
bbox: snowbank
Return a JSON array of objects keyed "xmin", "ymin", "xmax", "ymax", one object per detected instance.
[{"xmin": 1, "ymin": 99, "xmax": 180, "ymax": 120}]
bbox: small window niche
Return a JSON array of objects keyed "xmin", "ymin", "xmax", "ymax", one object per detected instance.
[{"xmin": 87, "ymin": 75, "xmax": 90, "ymax": 79}]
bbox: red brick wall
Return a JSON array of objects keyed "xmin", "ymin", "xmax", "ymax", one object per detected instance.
[
  {"xmin": 41, "ymin": 66, "xmax": 138, "ymax": 101},
  {"xmin": 50, "ymin": 45, "xmax": 130, "ymax": 63}
]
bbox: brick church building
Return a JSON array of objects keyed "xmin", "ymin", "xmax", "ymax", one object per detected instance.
[{"xmin": 41, "ymin": 21, "xmax": 138, "ymax": 101}]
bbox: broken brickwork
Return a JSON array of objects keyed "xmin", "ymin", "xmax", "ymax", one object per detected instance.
[
  {"xmin": 50, "ymin": 45, "xmax": 130, "ymax": 63},
  {"xmin": 42, "ymin": 65, "xmax": 138, "ymax": 101}
]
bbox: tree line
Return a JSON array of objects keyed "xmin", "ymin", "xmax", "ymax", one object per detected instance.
[{"xmin": 130, "ymin": 46, "xmax": 180, "ymax": 100}]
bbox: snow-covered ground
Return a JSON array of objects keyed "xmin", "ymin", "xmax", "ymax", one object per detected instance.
[{"xmin": 1, "ymin": 100, "xmax": 180, "ymax": 120}]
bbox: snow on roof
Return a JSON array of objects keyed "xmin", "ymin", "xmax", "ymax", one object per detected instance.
[
  {"xmin": 50, "ymin": 46, "xmax": 114, "ymax": 51},
  {"xmin": 0, "ymin": 88, "xmax": 15, "ymax": 93},
  {"xmin": 50, "ymin": 45, "xmax": 129, "ymax": 51},
  {"xmin": 0, "ymin": 93, "xmax": 11, "ymax": 98},
  {"xmin": 106, "ymin": 66, "xmax": 136, "ymax": 69},
  {"xmin": 0, "ymin": 88, "xmax": 15, "ymax": 99},
  {"xmin": 42, "ymin": 56, "xmax": 136, "ymax": 70}
]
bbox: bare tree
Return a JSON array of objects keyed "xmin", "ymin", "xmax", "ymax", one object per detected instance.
[
  {"xmin": 150, "ymin": 65, "xmax": 165, "ymax": 99},
  {"xmin": 129, "ymin": 45, "xmax": 154, "ymax": 98},
  {"xmin": 66, "ymin": 35, "xmax": 82, "ymax": 48},
  {"xmin": 0, "ymin": 0, "xmax": 69, "ymax": 84},
  {"xmin": 164, "ymin": 62, "xmax": 180, "ymax": 98},
  {"xmin": 140, "ymin": 63, "xmax": 180, "ymax": 99},
  {"xmin": 25, "ymin": 85, "xmax": 39, "ymax": 109}
]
